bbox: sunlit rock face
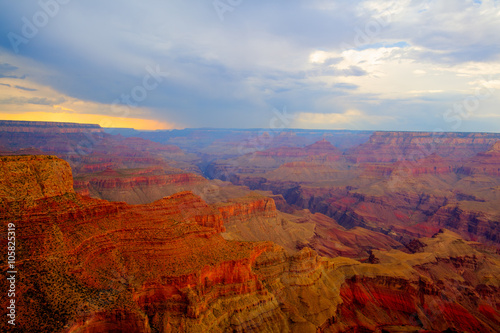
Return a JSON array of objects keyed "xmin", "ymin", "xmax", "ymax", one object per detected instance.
[{"xmin": 0, "ymin": 155, "xmax": 74, "ymax": 202}]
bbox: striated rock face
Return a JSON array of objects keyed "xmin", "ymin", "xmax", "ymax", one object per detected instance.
[
  {"xmin": 73, "ymin": 166, "xmax": 208, "ymax": 204},
  {"xmin": 0, "ymin": 120, "xmax": 195, "ymax": 175},
  {"xmin": 0, "ymin": 121, "xmax": 214, "ymax": 207},
  {"xmin": 1, "ymin": 156, "xmax": 500, "ymax": 332},
  {"xmin": 255, "ymin": 230, "xmax": 500, "ymax": 333},
  {"xmin": 362, "ymin": 153, "xmax": 455, "ymax": 177},
  {"xmin": 255, "ymin": 139, "xmax": 341, "ymax": 158},
  {"xmin": 460, "ymin": 140, "xmax": 500, "ymax": 176},
  {"xmin": 75, "ymin": 172, "xmax": 204, "ymax": 191},
  {"xmin": 217, "ymin": 194, "xmax": 276, "ymax": 219},
  {"xmin": 329, "ymin": 230, "xmax": 500, "ymax": 332},
  {"xmin": 206, "ymin": 139, "xmax": 343, "ymax": 182},
  {"xmin": 346, "ymin": 131, "xmax": 500, "ymax": 163},
  {"xmin": 216, "ymin": 195, "xmax": 405, "ymax": 258},
  {"xmin": 427, "ymin": 202, "xmax": 500, "ymax": 244}
]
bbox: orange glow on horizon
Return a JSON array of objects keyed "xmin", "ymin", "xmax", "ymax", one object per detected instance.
[{"xmin": 0, "ymin": 112, "xmax": 177, "ymax": 130}]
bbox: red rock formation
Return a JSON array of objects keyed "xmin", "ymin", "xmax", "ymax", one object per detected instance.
[
  {"xmin": 0, "ymin": 156, "xmax": 280, "ymax": 332},
  {"xmin": 427, "ymin": 202, "xmax": 500, "ymax": 244},
  {"xmin": 211, "ymin": 193, "xmax": 404, "ymax": 259},
  {"xmin": 255, "ymin": 139, "xmax": 340, "ymax": 158},
  {"xmin": 328, "ymin": 230, "xmax": 500, "ymax": 332},
  {"xmin": 0, "ymin": 120, "xmax": 194, "ymax": 177},
  {"xmin": 362, "ymin": 153, "xmax": 455, "ymax": 177},
  {"xmin": 210, "ymin": 132, "xmax": 500, "ymax": 249},
  {"xmin": 206, "ymin": 139, "xmax": 344, "ymax": 182},
  {"xmin": 347, "ymin": 131, "xmax": 500, "ymax": 163},
  {"xmin": 73, "ymin": 166, "xmax": 210, "ymax": 204},
  {"xmin": 307, "ymin": 212, "xmax": 403, "ymax": 258},
  {"xmin": 75, "ymin": 171, "xmax": 205, "ymax": 191},
  {"xmin": 461, "ymin": 140, "xmax": 500, "ymax": 176},
  {"xmin": 0, "ymin": 155, "xmax": 73, "ymax": 202},
  {"xmin": 216, "ymin": 194, "xmax": 277, "ymax": 221}
]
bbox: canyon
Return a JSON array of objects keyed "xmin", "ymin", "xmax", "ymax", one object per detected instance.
[
  {"xmin": 1, "ymin": 121, "xmax": 500, "ymax": 332},
  {"xmin": 206, "ymin": 131, "xmax": 500, "ymax": 249},
  {"xmin": 1, "ymin": 155, "xmax": 500, "ymax": 332}
]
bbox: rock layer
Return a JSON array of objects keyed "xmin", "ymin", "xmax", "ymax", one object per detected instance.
[{"xmin": 0, "ymin": 120, "xmax": 103, "ymax": 133}]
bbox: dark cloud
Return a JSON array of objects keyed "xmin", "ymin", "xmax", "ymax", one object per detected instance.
[
  {"xmin": 14, "ymin": 85, "xmax": 37, "ymax": 91},
  {"xmin": 0, "ymin": 62, "xmax": 21, "ymax": 79},
  {"xmin": 0, "ymin": 96, "xmax": 65, "ymax": 106},
  {"xmin": 0, "ymin": 63, "xmax": 18, "ymax": 72}
]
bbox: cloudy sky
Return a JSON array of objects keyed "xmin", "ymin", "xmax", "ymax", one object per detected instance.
[{"xmin": 0, "ymin": 0, "xmax": 499, "ymax": 130}]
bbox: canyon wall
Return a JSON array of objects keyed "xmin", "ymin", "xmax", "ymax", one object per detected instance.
[
  {"xmin": 0, "ymin": 120, "xmax": 103, "ymax": 133},
  {"xmin": 346, "ymin": 131, "xmax": 500, "ymax": 163}
]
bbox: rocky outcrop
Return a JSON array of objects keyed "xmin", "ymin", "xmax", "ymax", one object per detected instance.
[
  {"xmin": 0, "ymin": 155, "xmax": 73, "ymax": 203},
  {"xmin": 75, "ymin": 172, "xmax": 205, "ymax": 191},
  {"xmin": 216, "ymin": 194, "xmax": 277, "ymax": 221},
  {"xmin": 217, "ymin": 195, "xmax": 405, "ymax": 258},
  {"xmin": 308, "ymin": 212, "xmax": 404, "ymax": 258}
]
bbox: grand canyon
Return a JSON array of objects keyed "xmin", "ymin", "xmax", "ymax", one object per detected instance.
[{"xmin": 1, "ymin": 120, "xmax": 500, "ymax": 332}]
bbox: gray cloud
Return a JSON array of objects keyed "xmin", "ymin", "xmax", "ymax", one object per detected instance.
[
  {"xmin": 334, "ymin": 83, "xmax": 359, "ymax": 90},
  {"xmin": 14, "ymin": 85, "xmax": 37, "ymax": 91},
  {"xmin": 0, "ymin": 96, "xmax": 65, "ymax": 106},
  {"xmin": 0, "ymin": 0, "xmax": 498, "ymax": 130},
  {"xmin": 0, "ymin": 63, "xmax": 18, "ymax": 73}
]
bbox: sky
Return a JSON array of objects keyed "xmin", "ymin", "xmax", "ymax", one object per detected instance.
[{"xmin": 0, "ymin": 0, "xmax": 499, "ymax": 131}]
